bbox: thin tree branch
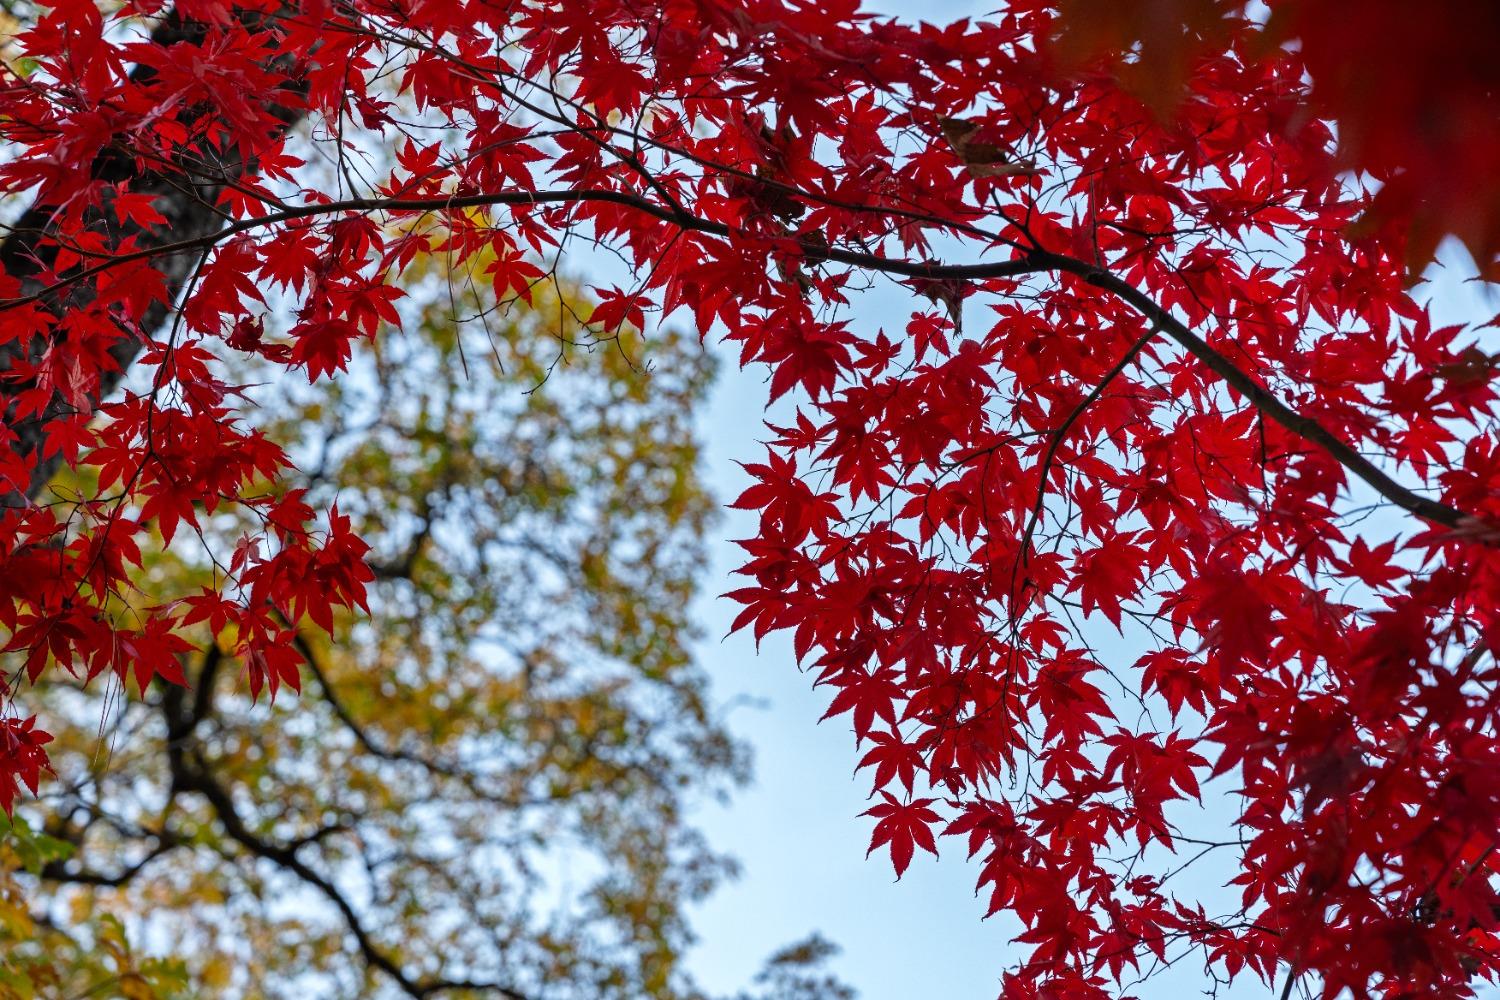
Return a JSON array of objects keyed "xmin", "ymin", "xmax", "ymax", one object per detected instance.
[
  {"xmin": 166, "ymin": 743, "xmax": 531, "ymax": 1000},
  {"xmin": 39, "ymin": 835, "xmax": 179, "ymax": 888},
  {"xmin": 1055, "ymin": 257, "xmax": 1470, "ymax": 530},
  {"xmin": 5, "ymin": 178, "xmax": 1474, "ymax": 533}
]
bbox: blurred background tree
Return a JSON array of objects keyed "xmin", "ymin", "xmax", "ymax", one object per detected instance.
[{"xmin": 0, "ymin": 254, "xmax": 847, "ymax": 1000}]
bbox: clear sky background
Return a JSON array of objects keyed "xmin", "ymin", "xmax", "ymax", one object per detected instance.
[{"xmin": 674, "ymin": 4, "xmax": 1500, "ymax": 998}]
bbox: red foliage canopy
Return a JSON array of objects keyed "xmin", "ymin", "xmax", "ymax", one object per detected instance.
[{"xmin": 1, "ymin": 2, "xmax": 1498, "ymax": 997}]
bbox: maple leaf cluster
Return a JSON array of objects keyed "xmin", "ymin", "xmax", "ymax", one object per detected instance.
[
  {"xmin": 1054, "ymin": 0, "xmax": 1500, "ymax": 280},
  {"xmin": 0, "ymin": 1, "xmax": 1496, "ymax": 997}
]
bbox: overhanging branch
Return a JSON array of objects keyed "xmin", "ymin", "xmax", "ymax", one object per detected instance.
[
  {"xmin": 2, "ymin": 176, "xmax": 1474, "ymax": 534},
  {"xmin": 1053, "ymin": 255, "xmax": 1471, "ymax": 531}
]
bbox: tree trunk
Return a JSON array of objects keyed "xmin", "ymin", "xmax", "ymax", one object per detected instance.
[{"xmin": 0, "ymin": 10, "xmax": 304, "ymax": 504}]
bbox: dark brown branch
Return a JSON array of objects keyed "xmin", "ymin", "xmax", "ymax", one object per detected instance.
[
  {"xmin": 150, "ymin": 629, "xmax": 530, "ymax": 997},
  {"xmin": 160, "ymin": 642, "xmax": 224, "ymax": 747},
  {"xmin": 0, "ymin": 186, "xmax": 1049, "ymax": 321},
  {"xmin": 4, "ymin": 158, "xmax": 1471, "ymax": 533},
  {"xmin": 39, "ymin": 836, "xmax": 179, "ymax": 888},
  {"xmin": 292, "ymin": 630, "xmax": 463, "ymax": 778},
  {"xmin": 1016, "ymin": 320, "xmax": 1162, "ymax": 576},
  {"xmin": 290, "ymin": 630, "xmax": 553, "ymax": 810},
  {"xmin": 164, "ymin": 731, "xmax": 530, "ymax": 999},
  {"xmin": 1050, "ymin": 256, "xmax": 1470, "ymax": 530}
]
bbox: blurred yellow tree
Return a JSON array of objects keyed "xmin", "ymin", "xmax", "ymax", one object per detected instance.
[{"xmin": 2, "ymin": 259, "xmax": 847, "ymax": 1000}]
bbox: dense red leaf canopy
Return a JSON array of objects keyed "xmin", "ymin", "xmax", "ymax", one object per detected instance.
[{"xmin": 1, "ymin": 1, "xmax": 1498, "ymax": 997}]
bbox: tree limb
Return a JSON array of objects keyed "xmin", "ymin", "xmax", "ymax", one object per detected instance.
[{"xmin": 163, "ymin": 718, "xmax": 532, "ymax": 999}]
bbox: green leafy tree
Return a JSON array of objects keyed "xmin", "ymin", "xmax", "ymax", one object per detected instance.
[
  {"xmin": 7, "ymin": 261, "xmax": 841, "ymax": 1000},
  {"xmin": 0, "ymin": 817, "xmax": 191, "ymax": 999}
]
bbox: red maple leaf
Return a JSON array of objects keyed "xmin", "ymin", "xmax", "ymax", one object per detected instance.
[{"xmin": 864, "ymin": 792, "xmax": 941, "ymax": 878}]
